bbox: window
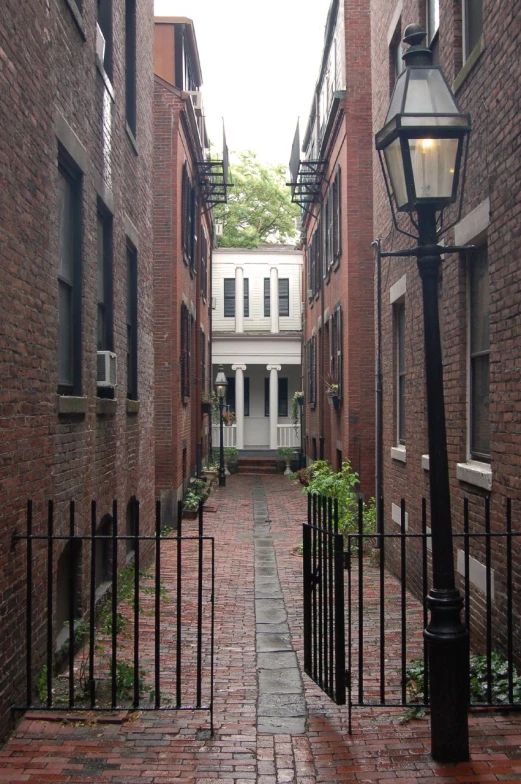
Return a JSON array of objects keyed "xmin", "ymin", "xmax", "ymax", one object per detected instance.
[
  {"xmin": 226, "ymin": 376, "xmax": 236, "ymax": 412},
  {"xmin": 264, "ymin": 278, "xmax": 270, "ymax": 317},
  {"xmin": 395, "ymin": 303, "xmax": 405, "ymax": 445},
  {"xmin": 224, "ymin": 279, "xmax": 235, "ymax": 317},
  {"xmin": 243, "ymin": 279, "xmax": 249, "ymax": 317},
  {"xmin": 58, "ymin": 159, "xmax": 82, "ymax": 394},
  {"xmin": 463, "ymin": 0, "xmax": 483, "ymax": 61},
  {"xmin": 333, "ymin": 166, "xmax": 342, "ymax": 261},
  {"xmin": 96, "ymin": 210, "xmax": 113, "ymax": 352},
  {"xmin": 469, "ymin": 246, "xmax": 489, "ymax": 460},
  {"xmin": 181, "ymin": 163, "xmax": 197, "ymax": 271},
  {"xmin": 125, "ymin": 0, "xmax": 136, "ymax": 135},
  {"xmin": 279, "ymin": 279, "xmax": 289, "ymax": 317},
  {"xmin": 330, "ymin": 305, "xmax": 343, "ymax": 400},
  {"xmin": 126, "ymin": 243, "xmax": 138, "ymax": 399},
  {"xmin": 263, "ymin": 377, "xmax": 288, "ymax": 417},
  {"xmin": 223, "ymin": 279, "xmax": 248, "ymax": 317},
  {"xmin": 201, "ymin": 231, "xmax": 208, "ymax": 300},
  {"xmin": 200, "ymin": 329, "xmax": 206, "ymax": 394},
  {"xmin": 308, "ymin": 226, "xmax": 322, "ymax": 298},
  {"xmin": 97, "ymin": 0, "xmax": 113, "ymax": 80},
  {"xmin": 180, "ymin": 303, "xmax": 191, "ymax": 399},
  {"xmin": 190, "ymin": 187, "xmax": 198, "ymax": 277},
  {"xmin": 389, "ymin": 21, "xmax": 403, "ymax": 93}
]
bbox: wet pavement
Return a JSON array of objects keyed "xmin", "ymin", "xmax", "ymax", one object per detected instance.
[{"xmin": 0, "ymin": 473, "xmax": 520, "ymax": 783}]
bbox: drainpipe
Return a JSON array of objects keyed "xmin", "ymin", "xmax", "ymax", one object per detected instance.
[
  {"xmin": 372, "ymin": 238, "xmax": 383, "ymax": 539},
  {"xmin": 319, "ymin": 258, "xmax": 325, "ymax": 461}
]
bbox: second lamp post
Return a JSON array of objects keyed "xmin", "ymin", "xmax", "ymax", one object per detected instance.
[{"xmin": 214, "ymin": 365, "xmax": 228, "ymax": 487}]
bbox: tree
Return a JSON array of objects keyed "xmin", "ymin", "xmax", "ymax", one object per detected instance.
[{"xmin": 213, "ymin": 151, "xmax": 300, "ymax": 248}]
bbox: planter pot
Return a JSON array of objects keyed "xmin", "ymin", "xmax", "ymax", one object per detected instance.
[
  {"xmin": 201, "ymin": 402, "xmax": 213, "ymax": 414},
  {"xmin": 327, "ymin": 394, "xmax": 340, "ymax": 409},
  {"xmin": 183, "ymin": 508, "xmax": 199, "ymax": 520}
]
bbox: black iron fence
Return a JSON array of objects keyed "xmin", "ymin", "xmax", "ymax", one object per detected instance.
[
  {"xmin": 303, "ymin": 493, "xmax": 521, "ymax": 732},
  {"xmin": 303, "ymin": 494, "xmax": 346, "ymax": 704},
  {"xmin": 12, "ymin": 498, "xmax": 215, "ymax": 732}
]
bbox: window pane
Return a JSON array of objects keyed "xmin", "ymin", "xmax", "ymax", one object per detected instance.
[
  {"xmin": 470, "ymin": 246, "xmax": 489, "ymax": 458},
  {"xmin": 396, "ymin": 304, "xmax": 405, "ymax": 445},
  {"xmin": 470, "ymin": 247, "xmax": 489, "ymax": 354},
  {"xmin": 471, "ymin": 355, "xmax": 490, "ymax": 457},
  {"xmin": 224, "ymin": 279, "xmax": 235, "ymax": 317},
  {"xmin": 264, "ymin": 278, "xmax": 270, "ymax": 317},
  {"xmin": 279, "ymin": 279, "xmax": 289, "ymax": 317},
  {"xmin": 58, "ymin": 171, "xmax": 74, "ymax": 282},
  {"xmin": 58, "ymin": 281, "xmax": 72, "ymax": 385},
  {"xmin": 465, "ymin": 0, "xmax": 483, "ymax": 58}
]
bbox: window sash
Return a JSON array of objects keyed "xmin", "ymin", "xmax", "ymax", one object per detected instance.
[
  {"xmin": 224, "ymin": 279, "xmax": 235, "ymax": 317},
  {"xmin": 243, "ymin": 278, "xmax": 249, "ymax": 317},
  {"xmin": 125, "ymin": 0, "xmax": 136, "ymax": 135},
  {"xmin": 279, "ymin": 278, "xmax": 289, "ymax": 317},
  {"xmin": 180, "ymin": 303, "xmax": 191, "ymax": 399},
  {"xmin": 126, "ymin": 244, "xmax": 138, "ymax": 399},
  {"xmin": 97, "ymin": 212, "xmax": 113, "ymax": 352},
  {"xmin": 396, "ymin": 304, "xmax": 405, "ymax": 445},
  {"xmin": 464, "ymin": 0, "xmax": 483, "ymax": 60},
  {"xmin": 264, "ymin": 278, "xmax": 270, "ymax": 317},
  {"xmin": 469, "ymin": 246, "xmax": 490, "ymax": 459}
]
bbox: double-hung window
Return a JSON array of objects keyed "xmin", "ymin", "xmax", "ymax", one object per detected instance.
[
  {"xmin": 58, "ymin": 159, "xmax": 82, "ymax": 395},
  {"xmin": 469, "ymin": 246, "xmax": 490, "ymax": 460},
  {"xmin": 463, "ymin": 0, "xmax": 483, "ymax": 61},
  {"xmin": 97, "ymin": 209, "xmax": 113, "ymax": 352},
  {"xmin": 126, "ymin": 243, "xmax": 138, "ymax": 399},
  {"xmin": 395, "ymin": 303, "xmax": 405, "ymax": 446},
  {"xmin": 125, "ymin": 0, "xmax": 136, "ymax": 136},
  {"xmin": 330, "ymin": 306, "xmax": 343, "ymax": 400},
  {"xmin": 223, "ymin": 278, "xmax": 248, "ymax": 317},
  {"xmin": 97, "ymin": 0, "xmax": 113, "ymax": 79},
  {"xmin": 180, "ymin": 303, "xmax": 191, "ymax": 399}
]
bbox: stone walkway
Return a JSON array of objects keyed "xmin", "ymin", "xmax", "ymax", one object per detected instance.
[{"xmin": 0, "ymin": 474, "xmax": 520, "ymax": 783}]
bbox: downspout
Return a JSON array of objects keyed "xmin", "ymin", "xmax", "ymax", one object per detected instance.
[
  {"xmin": 209, "ymin": 223, "xmax": 214, "ymax": 462},
  {"xmin": 372, "ymin": 238, "xmax": 383, "ymax": 539},
  {"xmin": 319, "ymin": 265, "xmax": 325, "ymax": 460},
  {"xmin": 195, "ymin": 201, "xmax": 202, "ymax": 476}
]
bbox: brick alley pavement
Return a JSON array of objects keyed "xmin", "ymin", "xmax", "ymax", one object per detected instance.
[{"xmin": 0, "ymin": 474, "xmax": 520, "ymax": 783}]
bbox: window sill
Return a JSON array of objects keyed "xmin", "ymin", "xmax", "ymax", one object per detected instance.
[
  {"xmin": 63, "ymin": 0, "xmax": 86, "ymax": 40},
  {"xmin": 453, "ymin": 35, "xmax": 484, "ymax": 93},
  {"xmin": 391, "ymin": 446, "xmax": 406, "ymax": 463},
  {"xmin": 96, "ymin": 398, "xmax": 117, "ymax": 416},
  {"xmin": 126, "ymin": 399, "xmax": 140, "ymax": 415},
  {"xmin": 57, "ymin": 395, "xmax": 87, "ymax": 416},
  {"xmin": 456, "ymin": 460, "xmax": 492, "ymax": 491},
  {"xmin": 126, "ymin": 123, "xmax": 139, "ymax": 155}
]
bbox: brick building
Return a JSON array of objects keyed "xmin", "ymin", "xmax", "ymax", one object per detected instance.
[
  {"xmin": 371, "ymin": 0, "xmax": 521, "ymax": 658},
  {"xmin": 289, "ymin": 0, "xmax": 375, "ymax": 493},
  {"xmin": 0, "ymin": 0, "xmax": 155, "ymax": 740},
  {"xmin": 154, "ymin": 18, "xmax": 228, "ymax": 526}
]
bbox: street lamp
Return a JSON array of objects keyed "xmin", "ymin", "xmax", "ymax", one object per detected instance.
[
  {"xmin": 214, "ymin": 365, "xmax": 228, "ymax": 488},
  {"xmin": 375, "ymin": 25, "xmax": 472, "ymax": 763}
]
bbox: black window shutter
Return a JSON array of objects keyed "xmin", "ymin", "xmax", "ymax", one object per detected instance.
[
  {"xmin": 264, "ymin": 278, "xmax": 270, "ymax": 317},
  {"xmin": 279, "ymin": 279, "xmax": 289, "ymax": 317},
  {"xmin": 224, "ymin": 279, "xmax": 235, "ymax": 317},
  {"xmin": 243, "ymin": 278, "xmax": 249, "ymax": 317}
]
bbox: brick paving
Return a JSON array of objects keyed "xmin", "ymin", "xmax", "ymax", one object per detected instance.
[{"xmin": 0, "ymin": 474, "xmax": 520, "ymax": 783}]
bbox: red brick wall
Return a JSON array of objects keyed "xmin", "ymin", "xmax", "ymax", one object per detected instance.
[
  {"xmin": 302, "ymin": 0, "xmax": 375, "ymax": 495},
  {"xmin": 371, "ymin": 0, "xmax": 521, "ymax": 658},
  {"xmin": 153, "ymin": 76, "xmax": 213, "ymax": 526},
  {"xmin": 0, "ymin": 0, "xmax": 155, "ymax": 742}
]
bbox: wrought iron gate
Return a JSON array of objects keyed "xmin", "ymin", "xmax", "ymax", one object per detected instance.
[
  {"xmin": 304, "ymin": 493, "xmax": 521, "ymax": 733},
  {"xmin": 302, "ymin": 494, "xmax": 346, "ymax": 704},
  {"xmin": 12, "ymin": 498, "xmax": 215, "ymax": 732}
]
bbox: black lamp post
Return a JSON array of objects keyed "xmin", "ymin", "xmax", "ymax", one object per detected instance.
[
  {"xmin": 375, "ymin": 25, "xmax": 472, "ymax": 763},
  {"xmin": 214, "ymin": 365, "xmax": 228, "ymax": 488}
]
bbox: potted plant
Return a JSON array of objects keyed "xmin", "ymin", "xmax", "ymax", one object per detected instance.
[
  {"xmin": 223, "ymin": 446, "xmax": 238, "ymax": 474},
  {"xmin": 276, "ymin": 446, "xmax": 297, "ymax": 475},
  {"xmin": 325, "ymin": 382, "xmax": 340, "ymax": 408},
  {"xmin": 183, "ymin": 488, "xmax": 202, "ymax": 519},
  {"xmin": 201, "ymin": 392, "xmax": 218, "ymax": 414},
  {"xmin": 222, "ymin": 410, "xmax": 236, "ymax": 426},
  {"xmin": 291, "ymin": 391, "xmax": 304, "ymax": 433}
]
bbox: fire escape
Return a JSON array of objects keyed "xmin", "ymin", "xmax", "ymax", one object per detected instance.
[
  {"xmin": 287, "ymin": 122, "xmax": 327, "ymax": 212},
  {"xmin": 196, "ymin": 123, "xmax": 233, "ymax": 209}
]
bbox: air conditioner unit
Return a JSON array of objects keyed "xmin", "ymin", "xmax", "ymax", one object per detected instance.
[
  {"xmin": 215, "ymin": 222, "xmax": 223, "ymax": 237},
  {"xmin": 307, "ymin": 289, "xmax": 313, "ymax": 299},
  {"xmin": 187, "ymin": 90, "xmax": 203, "ymax": 114},
  {"xmin": 97, "ymin": 351, "xmax": 117, "ymax": 388},
  {"xmin": 96, "ymin": 23, "xmax": 106, "ymax": 65}
]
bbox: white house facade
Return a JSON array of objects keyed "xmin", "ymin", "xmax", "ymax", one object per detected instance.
[{"xmin": 212, "ymin": 246, "xmax": 303, "ymax": 451}]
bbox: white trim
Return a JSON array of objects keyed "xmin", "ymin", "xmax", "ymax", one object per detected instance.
[
  {"xmin": 387, "ymin": 0, "xmax": 403, "ymax": 46},
  {"xmin": 454, "ymin": 198, "xmax": 490, "ymax": 246},
  {"xmin": 457, "ymin": 550, "xmax": 494, "ymax": 599},
  {"xmin": 389, "ymin": 274, "xmax": 406, "ymax": 304},
  {"xmin": 391, "ymin": 446, "xmax": 406, "ymax": 463},
  {"xmin": 391, "ymin": 502, "xmax": 408, "ymax": 529},
  {"xmin": 456, "ymin": 461, "xmax": 492, "ymax": 491}
]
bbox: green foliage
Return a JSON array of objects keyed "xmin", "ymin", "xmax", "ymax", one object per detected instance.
[
  {"xmin": 276, "ymin": 446, "xmax": 296, "ymax": 458},
  {"xmin": 303, "ymin": 460, "xmax": 376, "ymax": 546},
  {"xmin": 401, "ymin": 652, "xmax": 521, "ymax": 723},
  {"xmin": 183, "ymin": 489, "xmax": 202, "ymax": 511},
  {"xmin": 35, "ymin": 665, "xmax": 48, "ymax": 702},
  {"xmin": 110, "ymin": 661, "xmax": 147, "ymax": 700},
  {"xmin": 213, "ymin": 151, "xmax": 300, "ymax": 248},
  {"xmin": 223, "ymin": 447, "xmax": 238, "ymax": 458},
  {"xmin": 291, "ymin": 392, "xmax": 304, "ymax": 431}
]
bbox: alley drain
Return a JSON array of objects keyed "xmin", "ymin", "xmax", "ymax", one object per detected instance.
[{"xmin": 252, "ymin": 478, "xmax": 306, "ymax": 734}]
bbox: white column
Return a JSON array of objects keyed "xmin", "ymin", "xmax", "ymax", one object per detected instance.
[
  {"xmin": 270, "ymin": 266, "xmax": 279, "ymax": 333},
  {"xmin": 267, "ymin": 364, "xmax": 281, "ymax": 449},
  {"xmin": 232, "ymin": 364, "xmax": 246, "ymax": 450},
  {"xmin": 235, "ymin": 266, "xmax": 244, "ymax": 334}
]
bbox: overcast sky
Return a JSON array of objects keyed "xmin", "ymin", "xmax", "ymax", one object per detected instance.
[{"xmin": 153, "ymin": 0, "xmax": 332, "ymax": 168}]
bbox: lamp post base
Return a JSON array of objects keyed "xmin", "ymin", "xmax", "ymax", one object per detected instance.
[{"xmin": 425, "ymin": 588, "xmax": 469, "ymax": 762}]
